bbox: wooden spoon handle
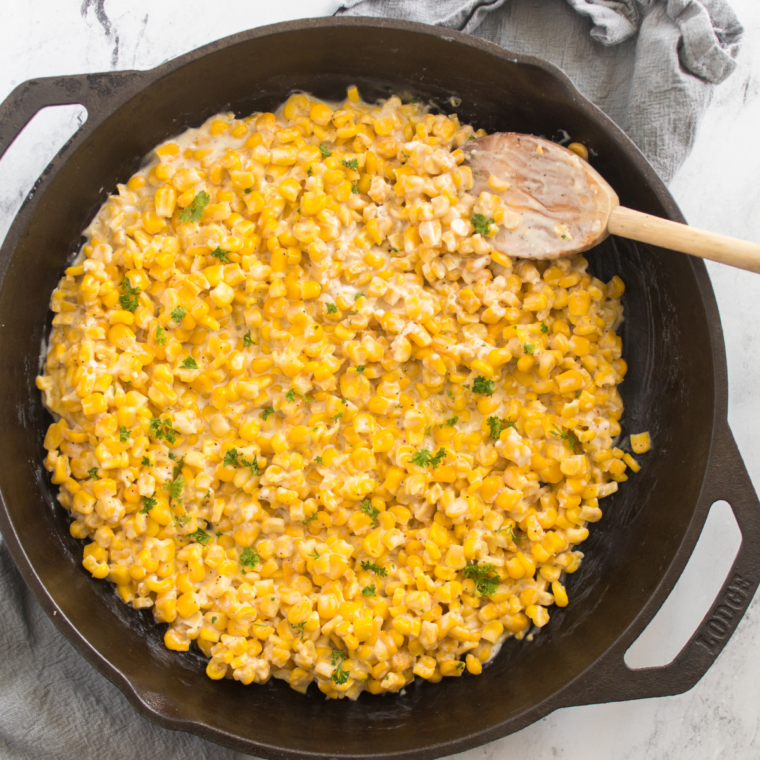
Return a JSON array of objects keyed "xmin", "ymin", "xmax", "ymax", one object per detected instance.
[{"xmin": 608, "ymin": 206, "xmax": 760, "ymax": 274}]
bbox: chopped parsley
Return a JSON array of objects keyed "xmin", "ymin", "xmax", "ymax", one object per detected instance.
[
  {"xmin": 285, "ymin": 389, "xmax": 296, "ymax": 403},
  {"xmin": 140, "ymin": 495, "xmax": 156, "ymax": 515},
  {"xmin": 354, "ymin": 292, "xmax": 364, "ymax": 302},
  {"xmin": 315, "ymin": 456, "xmax": 324, "ymax": 465},
  {"xmin": 356, "ymin": 365, "xmax": 365, "ymax": 374},
  {"xmin": 244, "ymin": 187, "xmax": 253, "ymax": 193},
  {"xmin": 524, "ymin": 343, "xmax": 535, "ymax": 355},
  {"xmin": 149, "ymin": 416, "xmax": 178, "ymax": 444},
  {"xmin": 243, "ymin": 331, "xmax": 253, "ymax": 347},
  {"xmin": 119, "ymin": 279, "xmax": 141, "ymax": 313},
  {"xmin": 551, "ymin": 424, "xmax": 579, "ymax": 453},
  {"xmin": 342, "ymin": 158, "xmax": 359, "ymax": 171},
  {"xmin": 262, "ymin": 407, "xmax": 275, "ymax": 421},
  {"xmin": 331, "ymin": 412, "xmax": 343, "ymax": 423},
  {"xmin": 447, "ymin": 389, "xmax": 455, "ymax": 399},
  {"xmin": 487, "ymin": 416, "xmax": 504, "ymax": 441},
  {"xmin": 331, "ymin": 649, "xmax": 349, "ymax": 685},
  {"xmin": 361, "ymin": 499, "xmax": 379, "ymax": 525},
  {"xmin": 155, "ymin": 325, "xmax": 168, "ymax": 346},
  {"xmin": 302, "ymin": 513, "xmax": 318, "ymax": 526},
  {"xmin": 351, "ymin": 183, "xmax": 358, "ymax": 194},
  {"xmin": 211, "ymin": 616, "xmax": 217, "ymax": 624},
  {"xmin": 180, "ymin": 356, "xmax": 198, "ymax": 370},
  {"xmin": 575, "ymin": 390, "xmax": 582, "ymax": 398},
  {"xmin": 223, "ymin": 448, "xmax": 240, "ymax": 467},
  {"xmin": 425, "ymin": 426, "xmax": 432, "ymax": 437},
  {"xmin": 170, "ymin": 307, "xmax": 187, "ymax": 323},
  {"xmin": 445, "ymin": 416, "xmax": 459, "ymax": 427},
  {"xmin": 410, "ymin": 447, "xmax": 447, "ymax": 469},
  {"xmin": 326, "ymin": 303, "xmax": 338, "ymax": 314},
  {"xmin": 472, "ymin": 376, "xmax": 495, "ymax": 396},
  {"xmin": 189, "ymin": 528, "xmax": 211, "ymax": 546},
  {"xmin": 178, "ymin": 190, "xmax": 210, "ymax": 223},
  {"xmin": 471, "ymin": 213, "xmax": 494, "ymax": 236},
  {"xmin": 242, "ymin": 456, "xmax": 260, "ymax": 476},
  {"xmin": 319, "ymin": 144, "xmax": 332, "ymax": 157},
  {"xmin": 541, "ymin": 322, "xmax": 549, "ymax": 334},
  {"xmin": 240, "ymin": 546, "xmax": 260, "ymax": 569},
  {"xmin": 141, "ymin": 456, "xmax": 151, "ymax": 467},
  {"xmin": 119, "ymin": 426, "xmax": 131, "ymax": 442},
  {"xmin": 211, "ymin": 246, "xmax": 230, "ymax": 263},
  {"xmin": 462, "ymin": 562, "xmax": 500, "ymax": 597},
  {"xmin": 505, "ymin": 418, "xmax": 518, "ymax": 431},
  {"xmin": 292, "ymin": 621, "xmax": 307, "ymax": 641},
  {"xmin": 360, "ymin": 560, "xmax": 388, "ymax": 577},
  {"xmin": 362, "ymin": 584, "xmax": 377, "ymax": 598},
  {"xmin": 166, "ymin": 474, "xmax": 184, "ymax": 501},
  {"xmin": 88, "ymin": 467, "xmax": 100, "ymax": 479}
]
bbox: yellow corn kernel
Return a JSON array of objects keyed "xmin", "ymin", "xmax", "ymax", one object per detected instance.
[{"xmin": 630, "ymin": 431, "xmax": 651, "ymax": 454}]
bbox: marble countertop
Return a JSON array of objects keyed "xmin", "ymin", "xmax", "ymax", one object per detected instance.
[{"xmin": 2, "ymin": 2, "xmax": 759, "ymax": 758}]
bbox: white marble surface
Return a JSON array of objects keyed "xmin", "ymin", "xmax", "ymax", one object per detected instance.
[{"xmin": 2, "ymin": 1, "xmax": 760, "ymax": 758}]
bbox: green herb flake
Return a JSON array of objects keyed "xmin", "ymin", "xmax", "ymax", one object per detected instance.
[
  {"xmin": 140, "ymin": 495, "xmax": 156, "ymax": 515},
  {"xmin": 471, "ymin": 213, "xmax": 495, "ymax": 236},
  {"xmin": 342, "ymin": 158, "xmax": 359, "ymax": 171},
  {"xmin": 315, "ymin": 456, "xmax": 324, "ymax": 465},
  {"xmin": 524, "ymin": 343, "xmax": 535, "ymax": 355},
  {"xmin": 362, "ymin": 584, "xmax": 377, "ymax": 598},
  {"xmin": 170, "ymin": 307, "xmax": 187, "ymax": 323},
  {"xmin": 292, "ymin": 621, "xmax": 307, "ymax": 641},
  {"xmin": 462, "ymin": 561, "xmax": 500, "ymax": 597},
  {"xmin": 360, "ymin": 560, "xmax": 388, "ymax": 577},
  {"xmin": 447, "ymin": 389, "xmax": 455, "ymax": 399},
  {"xmin": 356, "ymin": 365, "xmax": 365, "ymax": 374},
  {"xmin": 141, "ymin": 456, "xmax": 151, "ymax": 467},
  {"xmin": 472, "ymin": 376, "xmax": 495, "ymax": 396},
  {"xmin": 166, "ymin": 474, "xmax": 185, "ymax": 501},
  {"xmin": 149, "ymin": 416, "xmax": 178, "ymax": 445},
  {"xmin": 326, "ymin": 303, "xmax": 338, "ymax": 314},
  {"xmin": 88, "ymin": 467, "xmax": 100, "ymax": 479},
  {"xmin": 243, "ymin": 331, "xmax": 254, "ymax": 347},
  {"xmin": 361, "ymin": 499, "xmax": 380, "ymax": 525},
  {"xmin": 119, "ymin": 426, "xmax": 131, "ymax": 442},
  {"xmin": 446, "ymin": 416, "xmax": 459, "ymax": 427},
  {"xmin": 155, "ymin": 325, "xmax": 168, "ymax": 346},
  {"xmin": 210, "ymin": 246, "xmax": 230, "ymax": 263},
  {"xmin": 118, "ymin": 279, "xmax": 141, "ymax": 313},
  {"xmin": 331, "ymin": 649, "xmax": 349, "ymax": 685},
  {"xmin": 354, "ymin": 292, "xmax": 364, "ymax": 302},
  {"xmin": 223, "ymin": 448, "xmax": 240, "ymax": 468},
  {"xmin": 551, "ymin": 423, "xmax": 579, "ymax": 453},
  {"xmin": 180, "ymin": 356, "xmax": 198, "ymax": 370},
  {"xmin": 240, "ymin": 546, "xmax": 260, "ymax": 569},
  {"xmin": 541, "ymin": 322, "xmax": 549, "ymax": 334},
  {"xmin": 331, "ymin": 412, "xmax": 343, "ymax": 424},
  {"xmin": 487, "ymin": 416, "xmax": 503, "ymax": 441},
  {"xmin": 178, "ymin": 190, "xmax": 210, "ymax": 223},
  {"xmin": 319, "ymin": 144, "xmax": 332, "ymax": 158},
  {"xmin": 189, "ymin": 527, "xmax": 211, "ymax": 546},
  {"xmin": 262, "ymin": 407, "xmax": 275, "ymax": 421}
]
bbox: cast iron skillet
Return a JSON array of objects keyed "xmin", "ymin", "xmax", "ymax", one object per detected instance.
[{"xmin": 0, "ymin": 17, "xmax": 758, "ymax": 760}]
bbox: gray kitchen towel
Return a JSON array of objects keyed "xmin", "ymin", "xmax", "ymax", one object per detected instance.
[
  {"xmin": 0, "ymin": 2, "xmax": 744, "ymax": 760},
  {"xmin": 336, "ymin": 0, "xmax": 744, "ymax": 181}
]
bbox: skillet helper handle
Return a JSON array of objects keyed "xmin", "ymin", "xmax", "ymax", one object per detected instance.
[
  {"xmin": 0, "ymin": 73, "xmax": 140, "ymax": 164},
  {"xmin": 574, "ymin": 422, "xmax": 760, "ymax": 705},
  {"xmin": 608, "ymin": 206, "xmax": 760, "ymax": 275}
]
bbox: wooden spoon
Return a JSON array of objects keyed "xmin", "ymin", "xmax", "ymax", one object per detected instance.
[{"xmin": 463, "ymin": 133, "xmax": 760, "ymax": 273}]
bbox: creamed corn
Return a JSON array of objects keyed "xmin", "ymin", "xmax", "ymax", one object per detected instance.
[{"xmin": 37, "ymin": 87, "xmax": 646, "ymax": 699}]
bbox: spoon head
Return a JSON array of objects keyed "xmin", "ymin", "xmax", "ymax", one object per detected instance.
[{"xmin": 463, "ymin": 133, "xmax": 619, "ymax": 260}]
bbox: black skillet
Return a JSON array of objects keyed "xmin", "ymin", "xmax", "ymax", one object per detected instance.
[{"xmin": 0, "ymin": 17, "xmax": 758, "ymax": 760}]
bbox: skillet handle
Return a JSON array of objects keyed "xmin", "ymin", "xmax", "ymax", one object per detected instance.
[
  {"xmin": 0, "ymin": 73, "xmax": 142, "ymax": 164},
  {"xmin": 571, "ymin": 421, "xmax": 760, "ymax": 705}
]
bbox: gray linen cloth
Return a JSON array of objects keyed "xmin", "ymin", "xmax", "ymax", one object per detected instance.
[
  {"xmin": 336, "ymin": 0, "xmax": 743, "ymax": 181},
  {"xmin": 0, "ymin": 1, "xmax": 743, "ymax": 758}
]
